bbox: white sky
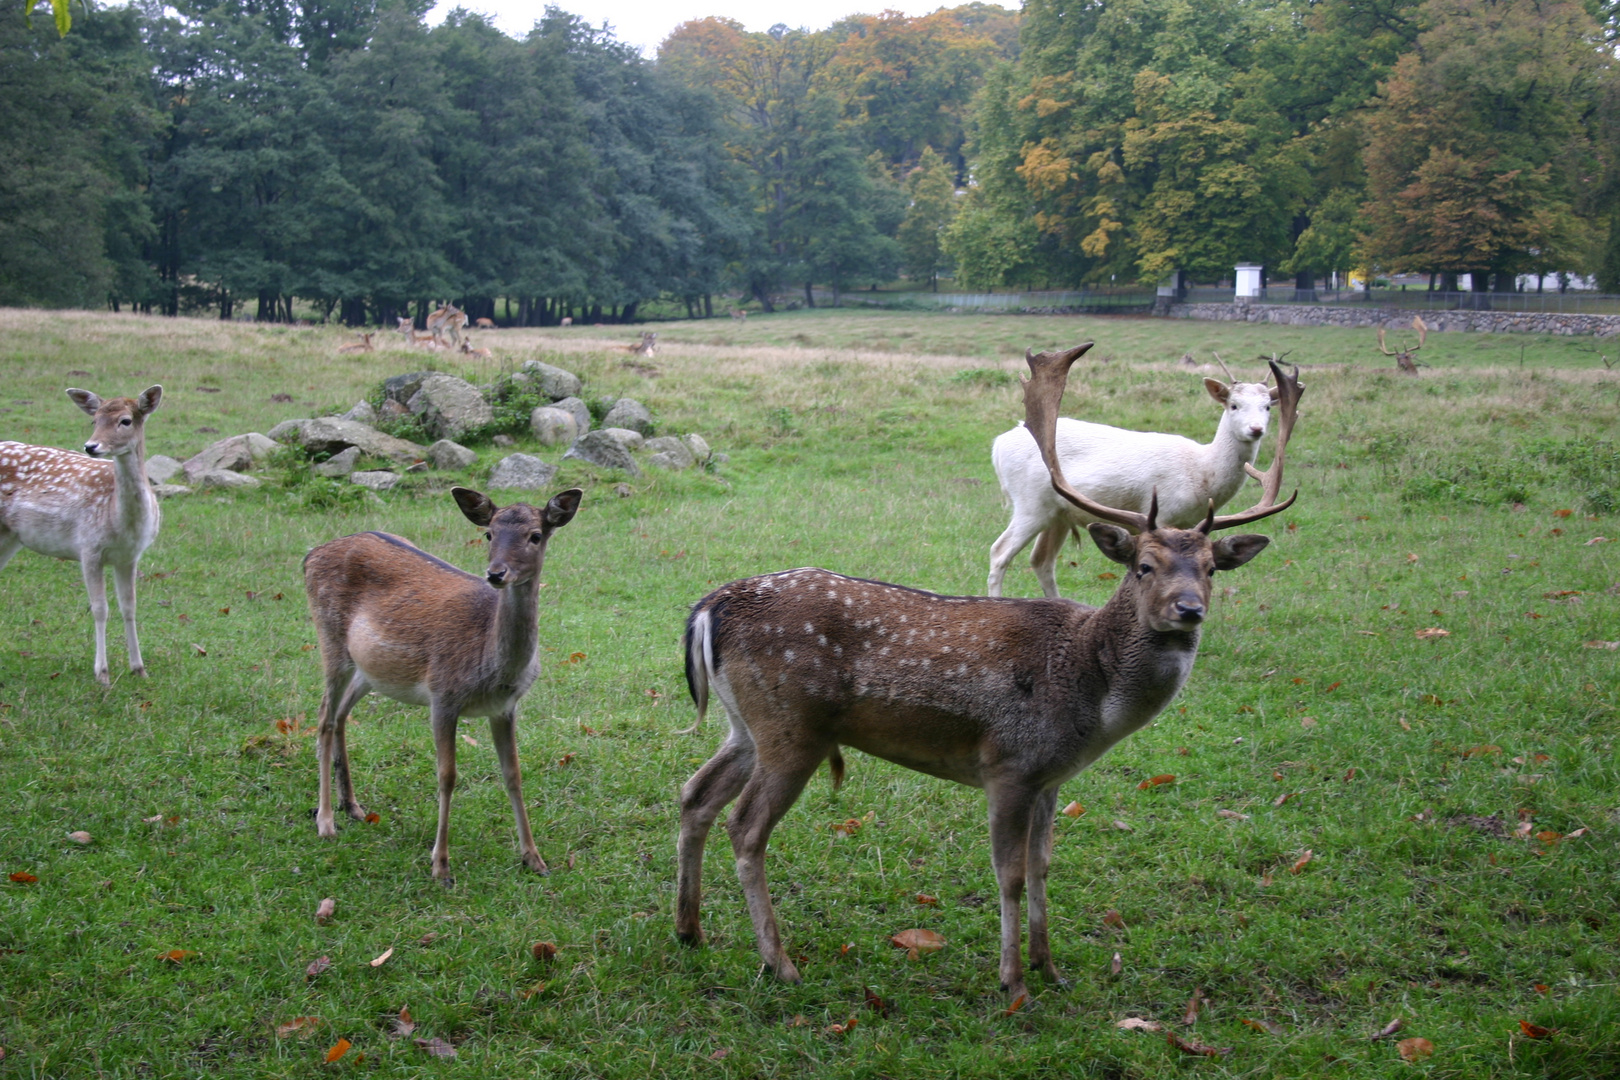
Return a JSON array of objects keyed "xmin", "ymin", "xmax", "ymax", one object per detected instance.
[{"xmin": 423, "ymin": 0, "xmax": 962, "ymax": 57}]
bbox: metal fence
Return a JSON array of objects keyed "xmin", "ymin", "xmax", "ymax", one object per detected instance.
[
  {"xmin": 885, "ymin": 288, "xmax": 1158, "ymax": 313},
  {"xmin": 1181, "ymin": 286, "xmax": 1620, "ymax": 315}
]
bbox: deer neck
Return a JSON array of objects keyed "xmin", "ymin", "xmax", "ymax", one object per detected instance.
[
  {"xmin": 109, "ymin": 434, "xmax": 155, "ymax": 532},
  {"xmin": 1086, "ymin": 579, "xmax": 1202, "ymax": 736},
  {"xmin": 488, "ymin": 577, "xmax": 542, "ymax": 680},
  {"xmin": 1206, "ymin": 411, "xmax": 1263, "ymax": 471}
]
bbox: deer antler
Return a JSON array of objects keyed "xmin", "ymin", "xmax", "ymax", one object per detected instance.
[
  {"xmin": 1021, "ymin": 344, "xmax": 1152, "ymax": 533},
  {"xmin": 1411, "ymin": 316, "xmax": 1427, "ymax": 351},
  {"xmin": 1376, "ymin": 327, "xmax": 1396, "ymax": 356},
  {"xmin": 1211, "ymin": 352, "xmax": 1235, "ymax": 382},
  {"xmin": 1213, "ymin": 358, "xmax": 1302, "ymax": 530}
]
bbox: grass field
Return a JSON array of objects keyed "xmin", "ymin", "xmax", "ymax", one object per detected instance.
[{"xmin": 0, "ymin": 307, "xmax": 1617, "ymax": 1078}]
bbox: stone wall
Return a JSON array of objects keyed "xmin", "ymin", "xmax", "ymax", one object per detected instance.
[{"xmin": 1165, "ymin": 301, "xmax": 1620, "ymax": 337}]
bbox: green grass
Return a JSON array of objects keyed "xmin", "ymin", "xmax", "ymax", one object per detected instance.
[{"xmin": 1, "ymin": 307, "xmax": 1617, "ymax": 1078}]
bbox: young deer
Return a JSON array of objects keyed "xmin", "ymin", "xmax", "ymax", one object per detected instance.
[
  {"xmin": 304, "ymin": 485, "xmax": 583, "ymax": 880},
  {"xmin": 0, "ymin": 386, "xmax": 163, "ymax": 684},
  {"xmin": 676, "ymin": 346, "xmax": 1301, "ymax": 1000},
  {"xmin": 338, "ymin": 331, "xmax": 375, "ymax": 354}
]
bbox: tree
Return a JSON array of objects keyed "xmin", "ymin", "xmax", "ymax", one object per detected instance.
[{"xmin": 898, "ymin": 147, "xmax": 958, "ymax": 289}]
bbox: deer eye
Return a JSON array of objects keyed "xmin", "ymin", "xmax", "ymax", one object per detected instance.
[
  {"xmin": 1137, "ymin": 563, "xmax": 1152, "ymax": 576},
  {"xmin": 120, "ymin": 417, "xmax": 133, "ymax": 426},
  {"xmin": 529, "ymin": 532, "xmax": 543, "ymax": 544}
]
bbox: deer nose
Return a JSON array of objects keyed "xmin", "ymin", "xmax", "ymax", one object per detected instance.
[
  {"xmin": 1173, "ymin": 600, "xmax": 1205, "ymax": 623},
  {"xmin": 486, "ymin": 566, "xmax": 508, "ymax": 587},
  {"xmin": 84, "ymin": 442, "xmax": 101, "ymax": 457},
  {"xmin": 1248, "ymin": 425, "xmax": 1264, "ymax": 439}
]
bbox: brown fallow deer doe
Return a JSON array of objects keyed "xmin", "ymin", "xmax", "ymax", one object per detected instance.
[
  {"xmin": 1378, "ymin": 315, "xmax": 1428, "ymax": 375},
  {"xmin": 304, "ymin": 485, "xmax": 583, "ymax": 880},
  {"xmin": 338, "ymin": 331, "xmax": 375, "ymax": 354},
  {"xmin": 0, "ymin": 386, "xmax": 164, "ymax": 685},
  {"xmin": 676, "ymin": 345, "xmax": 1302, "ymax": 1001}
]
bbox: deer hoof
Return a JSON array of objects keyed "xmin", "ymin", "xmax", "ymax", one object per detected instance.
[
  {"xmin": 130, "ymin": 665, "xmax": 148, "ymax": 678},
  {"xmin": 676, "ymin": 927, "xmax": 704, "ymax": 947},
  {"xmin": 522, "ymin": 852, "xmax": 550, "ymax": 875},
  {"xmin": 773, "ymin": 960, "xmax": 802, "ymax": 984},
  {"xmin": 316, "ymin": 817, "xmax": 338, "ymax": 838}
]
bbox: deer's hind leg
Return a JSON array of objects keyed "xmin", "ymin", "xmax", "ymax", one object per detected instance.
[
  {"xmin": 676, "ymin": 720, "xmax": 756, "ymax": 945},
  {"xmin": 1028, "ymin": 520, "xmax": 1074, "ymax": 600},
  {"xmin": 1023, "ymin": 785, "xmax": 1065, "ymax": 985},
  {"xmin": 490, "ymin": 709, "xmax": 547, "ymax": 875},
  {"xmin": 316, "ymin": 665, "xmax": 369, "ymax": 837}
]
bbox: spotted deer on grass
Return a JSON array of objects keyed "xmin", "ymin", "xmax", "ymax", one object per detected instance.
[
  {"xmin": 0, "ymin": 386, "xmax": 164, "ymax": 684},
  {"xmin": 676, "ymin": 345, "xmax": 1302, "ymax": 1001},
  {"xmin": 304, "ymin": 485, "xmax": 583, "ymax": 880}
]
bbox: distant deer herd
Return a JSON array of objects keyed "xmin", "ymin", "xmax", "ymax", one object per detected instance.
[{"xmin": 1, "ymin": 317, "xmax": 1344, "ymax": 998}]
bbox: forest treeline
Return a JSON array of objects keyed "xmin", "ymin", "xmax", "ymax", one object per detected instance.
[{"xmin": 4, "ymin": 0, "xmax": 1620, "ymax": 322}]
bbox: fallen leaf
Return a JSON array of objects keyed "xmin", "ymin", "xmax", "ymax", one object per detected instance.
[
  {"xmin": 1553, "ymin": 508, "xmax": 1573, "ymax": 518},
  {"xmin": 890, "ymin": 928, "xmax": 945, "ymax": 959},
  {"xmin": 1216, "ymin": 809, "xmax": 1250, "ymax": 821},
  {"xmin": 567, "ymin": 652, "xmax": 586, "ymax": 664},
  {"xmin": 787, "ymin": 1014, "xmax": 811, "ymax": 1028},
  {"xmin": 1464, "ymin": 744, "xmax": 1502, "ymax": 758},
  {"xmin": 914, "ymin": 893, "xmax": 939, "ymax": 906},
  {"xmin": 1116, "ymin": 1017, "xmax": 1162, "ymax": 1033},
  {"xmin": 460, "ymin": 733, "xmax": 478, "ymax": 748},
  {"xmin": 1273, "ymin": 792, "xmax": 1295, "ymax": 807},
  {"xmin": 1004, "ymin": 993, "xmax": 1027, "ymax": 1017},
  {"xmin": 1400, "ymin": 718, "xmax": 1413, "ymax": 730},
  {"xmin": 1415, "ymin": 627, "xmax": 1450, "ymax": 640},
  {"xmin": 1343, "ymin": 767, "xmax": 1357, "ymax": 781},
  {"xmin": 864, "ymin": 985, "xmax": 892, "ymax": 1017},
  {"xmin": 1325, "ymin": 681, "xmax": 1342, "ymax": 692},
  {"xmin": 191, "ymin": 643, "xmax": 206, "ymax": 657},
  {"xmin": 306, "ymin": 956, "xmax": 331, "ymax": 979},
  {"xmin": 418, "ymin": 933, "xmax": 439, "ymax": 946},
  {"xmin": 1583, "ymin": 640, "xmax": 1620, "ymax": 650},
  {"xmin": 414, "ymin": 1037, "xmax": 456, "ymax": 1058},
  {"xmin": 1111, "ymin": 951, "xmax": 1122, "ymax": 976},
  {"xmin": 1519, "ymin": 1020, "xmax": 1554, "ymax": 1039},
  {"xmin": 1536, "ymin": 830, "xmax": 1562, "ymax": 844},
  {"xmin": 823, "ymin": 1016, "xmax": 858, "ymax": 1036},
  {"xmin": 363, "ymin": 812, "xmax": 380, "ymax": 824},
  {"xmin": 531, "ymin": 941, "xmax": 558, "ymax": 962},
  {"xmin": 324, "ymin": 1038, "xmax": 351, "ymax": 1063},
  {"xmin": 1300, "ymin": 716, "xmax": 1317, "ymax": 729},
  {"xmin": 1061, "ymin": 801, "xmax": 1085, "ymax": 817},
  {"xmin": 1289, "ymin": 850, "xmax": 1314, "ymax": 874},
  {"xmin": 556, "ymin": 753, "xmax": 575, "ymax": 767},
  {"xmin": 393, "ymin": 1007, "xmax": 415, "ymax": 1038},
  {"xmin": 1406, "ymin": 553, "xmax": 1420, "ymax": 563},
  {"xmin": 1242, "ymin": 1018, "xmax": 1286, "ymax": 1036},
  {"xmin": 275, "ymin": 1016, "xmax": 322, "ymax": 1038},
  {"xmin": 315, "ymin": 898, "xmax": 336, "ymax": 925},
  {"xmin": 521, "ymin": 981, "xmax": 548, "ymax": 999},
  {"xmin": 1272, "ymin": 770, "xmax": 1284, "ymax": 781},
  {"xmin": 66, "ymin": 831, "xmax": 91, "ymax": 845},
  {"xmin": 1167, "ymin": 1031, "xmax": 1231, "ymax": 1057},
  {"xmin": 1369, "ymin": 1018, "xmax": 1404, "ymax": 1040},
  {"xmin": 1397, "ymin": 1037, "xmax": 1435, "ymax": 1062},
  {"xmin": 1112, "ymin": 819, "xmax": 1133, "ymax": 832},
  {"xmin": 8, "ymin": 872, "xmax": 37, "ymax": 884},
  {"xmin": 369, "ymin": 947, "xmax": 393, "ymax": 968},
  {"xmin": 1420, "ymin": 693, "xmax": 1444, "ymax": 707},
  {"xmin": 708, "ymin": 1048, "xmax": 730, "ymax": 1061},
  {"xmin": 1533, "ymin": 984, "xmax": 1550, "ymax": 994},
  {"xmin": 840, "ymin": 943, "xmax": 853, "ymax": 957},
  {"xmin": 157, "ymin": 949, "xmax": 194, "ymax": 963},
  {"xmin": 1565, "ymin": 827, "xmax": 1589, "ymax": 839},
  {"xmin": 1137, "ymin": 774, "xmax": 1176, "ymax": 790},
  {"xmin": 1182, "ymin": 987, "xmax": 1204, "ymax": 1025}
]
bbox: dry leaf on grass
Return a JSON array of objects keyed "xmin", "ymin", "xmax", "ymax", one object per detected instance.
[
  {"xmin": 1273, "ymin": 792, "xmax": 1296, "ymax": 807},
  {"xmin": 414, "ymin": 1037, "xmax": 456, "ymax": 1058},
  {"xmin": 1166, "ymin": 1031, "xmax": 1231, "ymax": 1057},
  {"xmin": 1370, "ymin": 1016, "xmax": 1403, "ymax": 1039},
  {"xmin": 1289, "ymin": 850, "xmax": 1314, "ymax": 874},
  {"xmin": 157, "ymin": 949, "xmax": 194, "ymax": 963},
  {"xmin": 369, "ymin": 947, "xmax": 393, "ymax": 968},
  {"xmin": 418, "ymin": 932, "xmax": 439, "ymax": 946},
  {"xmin": 8, "ymin": 872, "xmax": 37, "ymax": 884},
  {"xmin": 306, "ymin": 956, "xmax": 332, "ymax": 979},
  {"xmin": 1216, "ymin": 809, "xmax": 1250, "ymax": 821},
  {"xmin": 66, "ymin": 831, "xmax": 91, "ymax": 845},
  {"xmin": 863, "ymin": 985, "xmax": 892, "ymax": 1017},
  {"xmin": 1004, "ymin": 994, "xmax": 1027, "ymax": 1017},
  {"xmin": 532, "ymin": 941, "xmax": 559, "ymax": 961},
  {"xmin": 324, "ymin": 1039, "xmax": 351, "ymax": 1063},
  {"xmin": 392, "ymin": 1007, "xmax": 415, "ymax": 1038},
  {"xmin": 1519, "ymin": 1021, "xmax": 1555, "ymax": 1039},
  {"xmin": 889, "ymin": 928, "xmax": 944, "ymax": 959},
  {"xmin": 460, "ymin": 733, "xmax": 478, "ymax": 748},
  {"xmin": 823, "ymin": 1016, "xmax": 858, "ymax": 1036},
  {"xmin": 915, "ymin": 893, "xmax": 939, "ymax": 906},
  {"xmin": 1583, "ymin": 640, "xmax": 1620, "ymax": 650},
  {"xmin": 1112, "ymin": 820, "xmax": 1133, "ymax": 832},
  {"xmin": 1061, "ymin": 801, "xmax": 1085, "ymax": 817},
  {"xmin": 1116, "ymin": 1017, "xmax": 1162, "ymax": 1033},
  {"xmin": 708, "ymin": 1047, "xmax": 730, "ymax": 1061},
  {"xmin": 315, "ymin": 898, "xmax": 335, "ymax": 925},
  {"xmin": 363, "ymin": 812, "xmax": 380, "ymax": 824},
  {"xmin": 1110, "ymin": 951, "xmax": 1122, "ymax": 976},
  {"xmin": 1242, "ymin": 1018, "xmax": 1286, "ymax": 1036},
  {"xmin": 1415, "ymin": 627, "xmax": 1449, "ymax": 640},
  {"xmin": 1397, "ymin": 1037, "xmax": 1435, "ymax": 1062},
  {"xmin": 1182, "ymin": 987, "xmax": 1204, "ymax": 1025},
  {"xmin": 1103, "ymin": 910, "xmax": 1126, "ymax": 930},
  {"xmin": 1137, "ymin": 774, "xmax": 1176, "ymax": 790},
  {"xmin": 275, "ymin": 1016, "xmax": 322, "ymax": 1038}
]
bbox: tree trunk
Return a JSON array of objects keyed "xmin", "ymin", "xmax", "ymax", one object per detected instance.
[
  {"xmin": 1293, "ymin": 270, "xmax": 1316, "ymax": 302},
  {"xmin": 804, "ymin": 282, "xmax": 815, "ymax": 308},
  {"xmin": 752, "ymin": 283, "xmax": 775, "ymax": 313}
]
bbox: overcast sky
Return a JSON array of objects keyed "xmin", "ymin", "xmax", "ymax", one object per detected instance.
[{"xmin": 422, "ymin": 0, "xmax": 963, "ymax": 57}]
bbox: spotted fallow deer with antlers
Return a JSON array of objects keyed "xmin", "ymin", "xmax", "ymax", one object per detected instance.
[
  {"xmin": 0, "ymin": 386, "xmax": 164, "ymax": 684},
  {"xmin": 304, "ymin": 485, "xmax": 583, "ymax": 880},
  {"xmin": 675, "ymin": 345, "xmax": 1302, "ymax": 1000},
  {"xmin": 1378, "ymin": 315, "xmax": 1427, "ymax": 375}
]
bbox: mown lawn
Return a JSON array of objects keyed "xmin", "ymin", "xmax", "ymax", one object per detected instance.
[{"xmin": 0, "ymin": 307, "xmax": 1616, "ymax": 1078}]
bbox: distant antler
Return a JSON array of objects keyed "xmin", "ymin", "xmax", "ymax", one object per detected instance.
[{"xmin": 1213, "ymin": 358, "xmax": 1302, "ymax": 529}]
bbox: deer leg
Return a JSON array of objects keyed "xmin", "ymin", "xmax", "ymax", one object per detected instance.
[
  {"xmin": 80, "ymin": 556, "xmax": 111, "ymax": 685},
  {"xmin": 987, "ymin": 512, "xmax": 1050, "ymax": 597},
  {"xmin": 986, "ymin": 782, "xmax": 1037, "ymax": 1001},
  {"xmin": 110, "ymin": 560, "xmax": 145, "ymax": 677},
  {"xmin": 429, "ymin": 702, "xmax": 461, "ymax": 881},
  {"xmin": 0, "ymin": 534, "xmax": 23, "ymax": 572},
  {"xmin": 490, "ymin": 710, "xmax": 547, "ymax": 875},
  {"xmin": 1024, "ymin": 786, "xmax": 1066, "ymax": 985},
  {"xmin": 726, "ymin": 743, "xmax": 823, "ymax": 983},
  {"xmin": 1028, "ymin": 520, "xmax": 1072, "ymax": 600},
  {"xmin": 676, "ymin": 728, "xmax": 756, "ymax": 945},
  {"xmin": 316, "ymin": 667, "xmax": 367, "ymax": 837}
]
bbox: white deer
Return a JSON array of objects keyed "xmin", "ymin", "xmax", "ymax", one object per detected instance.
[
  {"xmin": 0, "ymin": 386, "xmax": 163, "ymax": 684},
  {"xmin": 987, "ymin": 365, "xmax": 1282, "ymax": 597}
]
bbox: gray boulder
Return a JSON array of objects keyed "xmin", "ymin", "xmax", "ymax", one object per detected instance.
[
  {"xmin": 407, "ymin": 374, "xmax": 493, "ymax": 441},
  {"xmin": 682, "ymin": 433, "xmax": 712, "ymax": 464},
  {"xmin": 145, "ymin": 454, "xmax": 185, "ymax": 485},
  {"xmin": 487, "ymin": 453, "xmax": 558, "ymax": 490},
  {"xmin": 340, "ymin": 400, "xmax": 376, "ymax": 424},
  {"xmin": 427, "ymin": 439, "xmax": 477, "ymax": 470},
  {"xmin": 381, "ymin": 371, "xmax": 435, "ymax": 405},
  {"xmin": 550, "ymin": 396, "xmax": 591, "ymax": 434},
  {"xmin": 520, "ymin": 360, "xmax": 583, "ymax": 400},
  {"xmin": 152, "ymin": 483, "xmax": 191, "ymax": 498},
  {"xmin": 350, "ymin": 470, "xmax": 400, "ymax": 491},
  {"xmin": 296, "ymin": 418, "xmax": 424, "ymax": 462},
  {"xmin": 183, "ymin": 433, "xmax": 279, "ymax": 483},
  {"xmin": 530, "ymin": 406, "xmax": 580, "ymax": 447},
  {"xmin": 267, "ymin": 418, "xmax": 310, "ymax": 443},
  {"xmin": 600, "ymin": 427, "xmax": 644, "ymax": 451},
  {"xmin": 601, "ymin": 398, "xmax": 652, "ymax": 435},
  {"xmin": 563, "ymin": 429, "xmax": 641, "ymax": 476},
  {"xmin": 314, "ymin": 446, "xmax": 362, "ymax": 477},
  {"xmin": 643, "ymin": 436, "xmax": 695, "ymax": 470},
  {"xmin": 192, "ymin": 469, "xmax": 262, "ymax": 491}
]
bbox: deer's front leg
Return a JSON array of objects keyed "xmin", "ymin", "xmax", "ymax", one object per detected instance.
[
  {"xmin": 1024, "ymin": 786, "xmax": 1066, "ymax": 985},
  {"xmin": 986, "ymin": 781, "xmax": 1037, "ymax": 1001},
  {"xmin": 111, "ymin": 561, "xmax": 145, "ymax": 677},
  {"xmin": 429, "ymin": 703, "xmax": 461, "ymax": 881},
  {"xmin": 490, "ymin": 710, "xmax": 546, "ymax": 875},
  {"xmin": 80, "ymin": 557, "xmax": 111, "ymax": 685},
  {"xmin": 676, "ymin": 731, "xmax": 755, "ymax": 945}
]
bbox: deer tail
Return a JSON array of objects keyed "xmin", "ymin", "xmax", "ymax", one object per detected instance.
[
  {"xmin": 677, "ymin": 606, "xmax": 713, "ymax": 736},
  {"xmin": 828, "ymin": 747, "xmax": 846, "ymax": 791}
]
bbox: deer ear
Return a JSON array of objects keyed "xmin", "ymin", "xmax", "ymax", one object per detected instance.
[
  {"xmin": 66, "ymin": 388, "xmax": 101, "ymax": 417},
  {"xmin": 137, "ymin": 385, "xmax": 163, "ymax": 415},
  {"xmin": 544, "ymin": 488, "xmax": 583, "ymax": 528},
  {"xmin": 452, "ymin": 487, "xmax": 498, "ymax": 527},
  {"xmin": 1211, "ymin": 534, "xmax": 1270, "ymax": 571},
  {"xmin": 1203, "ymin": 378, "xmax": 1229, "ymax": 404},
  {"xmin": 1087, "ymin": 523, "xmax": 1136, "ymax": 566}
]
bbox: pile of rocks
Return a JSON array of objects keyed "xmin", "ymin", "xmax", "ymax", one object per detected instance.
[{"xmin": 147, "ymin": 358, "xmax": 720, "ymax": 497}]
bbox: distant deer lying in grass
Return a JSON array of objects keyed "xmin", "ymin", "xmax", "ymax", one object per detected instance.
[
  {"xmin": 304, "ymin": 486, "xmax": 583, "ymax": 880},
  {"xmin": 676, "ymin": 347, "xmax": 1302, "ymax": 1000},
  {"xmin": 626, "ymin": 331, "xmax": 657, "ymax": 358},
  {"xmin": 987, "ymin": 357, "xmax": 1287, "ymax": 597},
  {"xmin": 475, "ymin": 317, "xmax": 496, "ymax": 329},
  {"xmin": 729, "ymin": 308, "xmax": 747, "ymax": 321},
  {"xmin": 338, "ymin": 332, "xmax": 375, "ymax": 354},
  {"xmin": 459, "ymin": 338, "xmax": 492, "ymax": 359},
  {"xmin": 0, "ymin": 386, "xmax": 164, "ymax": 684},
  {"xmin": 1378, "ymin": 316, "xmax": 1428, "ymax": 375}
]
